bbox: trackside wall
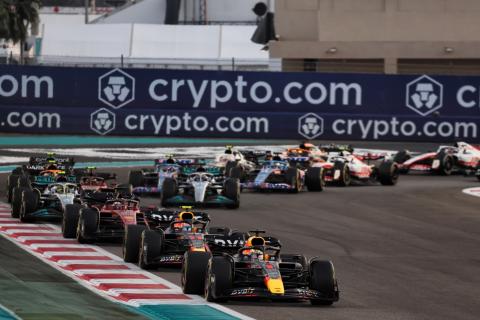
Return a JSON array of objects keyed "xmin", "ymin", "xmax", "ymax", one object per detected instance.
[{"xmin": 0, "ymin": 65, "xmax": 479, "ymax": 142}]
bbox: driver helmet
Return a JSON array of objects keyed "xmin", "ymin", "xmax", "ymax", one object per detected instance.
[
  {"xmin": 173, "ymin": 222, "xmax": 192, "ymax": 232},
  {"xmin": 112, "ymin": 201, "xmax": 123, "ymax": 210}
]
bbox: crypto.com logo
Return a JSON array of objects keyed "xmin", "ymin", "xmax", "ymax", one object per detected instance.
[
  {"xmin": 90, "ymin": 108, "xmax": 116, "ymax": 135},
  {"xmin": 98, "ymin": 69, "xmax": 135, "ymax": 109},
  {"xmin": 406, "ymin": 75, "xmax": 443, "ymax": 116},
  {"xmin": 298, "ymin": 113, "xmax": 324, "ymax": 139}
]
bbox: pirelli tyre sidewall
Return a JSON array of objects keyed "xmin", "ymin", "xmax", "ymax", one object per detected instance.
[
  {"xmin": 123, "ymin": 224, "xmax": 146, "ymax": 263},
  {"xmin": 205, "ymin": 256, "xmax": 232, "ymax": 302},
  {"xmin": 305, "ymin": 167, "xmax": 325, "ymax": 192},
  {"xmin": 181, "ymin": 251, "xmax": 212, "ymax": 294},
  {"xmin": 224, "ymin": 178, "xmax": 240, "ymax": 209},
  {"xmin": 161, "ymin": 178, "xmax": 177, "ymax": 207},
  {"xmin": 128, "ymin": 170, "xmax": 144, "ymax": 187},
  {"xmin": 309, "ymin": 260, "xmax": 337, "ymax": 306},
  {"xmin": 334, "ymin": 161, "xmax": 351, "ymax": 187},
  {"xmin": 63, "ymin": 204, "xmax": 82, "ymax": 238},
  {"xmin": 77, "ymin": 208, "xmax": 99, "ymax": 243},
  {"xmin": 7, "ymin": 174, "xmax": 20, "ymax": 203},
  {"xmin": 139, "ymin": 229, "xmax": 164, "ymax": 269},
  {"xmin": 20, "ymin": 189, "xmax": 38, "ymax": 222},
  {"xmin": 434, "ymin": 150, "xmax": 454, "ymax": 176}
]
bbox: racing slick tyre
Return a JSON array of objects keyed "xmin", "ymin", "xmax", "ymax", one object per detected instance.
[
  {"xmin": 226, "ymin": 161, "xmax": 242, "ymax": 179},
  {"xmin": 334, "ymin": 162, "xmax": 351, "ymax": 187},
  {"xmin": 378, "ymin": 161, "xmax": 399, "ymax": 186},
  {"xmin": 161, "ymin": 178, "xmax": 177, "ymax": 207},
  {"xmin": 62, "ymin": 204, "xmax": 82, "ymax": 238},
  {"xmin": 7, "ymin": 174, "xmax": 20, "ymax": 203},
  {"xmin": 182, "ymin": 251, "xmax": 212, "ymax": 294},
  {"xmin": 285, "ymin": 168, "xmax": 301, "ymax": 193},
  {"xmin": 393, "ymin": 150, "xmax": 411, "ymax": 165},
  {"xmin": 128, "ymin": 171, "xmax": 144, "ymax": 187},
  {"xmin": 19, "ymin": 189, "xmax": 39, "ymax": 222},
  {"xmin": 76, "ymin": 208, "xmax": 98, "ymax": 244},
  {"xmin": 116, "ymin": 184, "xmax": 133, "ymax": 196},
  {"xmin": 205, "ymin": 256, "xmax": 232, "ymax": 302},
  {"xmin": 434, "ymin": 150, "xmax": 454, "ymax": 176},
  {"xmin": 305, "ymin": 167, "xmax": 325, "ymax": 192},
  {"xmin": 309, "ymin": 260, "xmax": 338, "ymax": 306},
  {"xmin": 123, "ymin": 224, "xmax": 146, "ymax": 263},
  {"xmin": 224, "ymin": 178, "xmax": 240, "ymax": 209},
  {"xmin": 139, "ymin": 229, "xmax": 164, "ymax": 269},
  {"xmin": 17, "ymin": 175, "xmax": 31, "ymax": 189},
  {"xmin": 11, "ymin": 187, "xmax": 27, "ymax": 218}
]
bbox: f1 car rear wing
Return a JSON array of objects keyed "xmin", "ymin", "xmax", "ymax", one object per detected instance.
[
  {"xmin": 29, "ymin": 155, "xmax": 75, "ymax": 166},
  {"xmin": 74, "ymin": 167, "xmax": 116, "ymax": 180},
  {"xmin": 206, "ymin": 233, "xmax": 247, "ymax": 254},
  {"xmin": 319, "ymin": 144, "xmax": 354, "ymax": 153},
  {"xmin": 143, "ymin": 209, "xmax": 210, "ymax": 228}
]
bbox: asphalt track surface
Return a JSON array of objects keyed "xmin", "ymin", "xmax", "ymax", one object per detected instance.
[{"xmin": 1, "ymin": 143, "xmax": 480, "ymax": 320}]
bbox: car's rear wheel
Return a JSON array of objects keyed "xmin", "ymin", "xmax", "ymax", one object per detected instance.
[
  {"xmin": 161, "ymin": 178, "xmax": 177, "ymax": 207},
  {"xmin": 334, "ymin": 162, "xmax": 351, "ymax": 187},
  {"xmin": 378, "ymin": 161, "xmax": 399, "ymax": 186},
  {"xmin": 285, "ymin": 168, "xmax": 300, "ymax": 193},
  {"xmin": 63, "ymin": 204, "xmax": 82, "ymax": 238},
  {"xmin": 128, "ymin": 170, "xmax": 144, "ymax": 187},
  {"xmin": 305, "ymin": 167, "xmax": 325, "ymax": 192},
  {"xmin": 20, "ymin": 189, "xmax": 39, "ymax": 222},
  {"xmin": 224, "ymin": 178, "xmax": 240, "ymax": 209},
  {"xmin": 76, "ymin": 209, "xmax": 98, "ymax": 243},
  {"xmin": 181, "ymin": 251, "xmax": 212, "ymax": 294},
  {"xmin": 7, "ymin": 174, "xmax": 20, "ymax": 203},
  {"xmin": 434, "ymin": 150, "xmax": 454, "ymax": 176},
  {"xmin": 139, "ymin": 229, "xmax": 164, "ymax": 269},
  {"xmin": 123, "ymin": 224, "xmax": 146, "ymax": 263},
  {"xmin": 11, "ymin": 187, "xmax": 27, "ymax": 218}
]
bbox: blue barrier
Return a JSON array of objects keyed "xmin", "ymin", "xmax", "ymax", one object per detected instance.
[{"xmin": 0, "ymin": 65, "xmax": 479, "ymax": 141}]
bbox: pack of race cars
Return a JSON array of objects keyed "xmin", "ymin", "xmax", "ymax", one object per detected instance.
[{"xmin": 4, "ymin": 141, "xmax": 480, "ymax": 306}]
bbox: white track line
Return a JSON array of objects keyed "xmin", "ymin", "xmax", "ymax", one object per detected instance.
[{"xmin": 463, "ymin": 187, "xmax": 480, "ymax": 198}]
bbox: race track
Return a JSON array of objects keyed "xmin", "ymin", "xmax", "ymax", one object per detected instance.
[{"xmin": 1, "ymin": 159, "xmax": 479, "ymax": 320}]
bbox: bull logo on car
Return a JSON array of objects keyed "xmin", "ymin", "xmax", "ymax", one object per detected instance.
[
  {"xmin": 90, "ymin": 108, "xmax": 116, "ymax": 135},
  {"xmin": 298, "ymin": 113, "xmax": 324, "ymax": 139},
  {"xmin": 98, "ymin": 69, "xmax": 135, "ymax": 109},
  {"xmin": 406, "ymin": 75, "xmax": 443, "ymax": 116}
]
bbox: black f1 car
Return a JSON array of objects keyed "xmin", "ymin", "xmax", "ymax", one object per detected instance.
[{"xmin": 181, "ymin": 230, "xmax": 340, "ymax": 306}]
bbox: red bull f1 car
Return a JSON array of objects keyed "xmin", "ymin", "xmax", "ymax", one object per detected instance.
[{"xmin": 181, "ymin": 230, "xmax": 339, "ymax": 305}]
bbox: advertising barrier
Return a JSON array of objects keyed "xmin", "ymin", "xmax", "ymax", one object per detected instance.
[{"xmin": 0, "ymin": 65, "xmax": 479, "ymax": 141}]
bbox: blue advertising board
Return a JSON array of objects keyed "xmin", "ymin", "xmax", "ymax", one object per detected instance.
[{"xmin": 0, "ymin": 65, "xmax": 479, "ymax": 141}]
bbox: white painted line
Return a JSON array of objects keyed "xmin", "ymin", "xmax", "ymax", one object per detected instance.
[{"xmin": 463, "ymin": 187, "xmax": 480, "ymax": 198}]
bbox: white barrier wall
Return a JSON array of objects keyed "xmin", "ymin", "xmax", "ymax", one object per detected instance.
[
  {"xmin": 131, "ymin": 24, "xmax": 221, "ymax": 59},
  {"xmin": 41, "ymin": 24, "xmax": 267, "ymax": 60},
  {"xmin": 41, "ymin": 23, "xmax": 132, "ymax": 57}
]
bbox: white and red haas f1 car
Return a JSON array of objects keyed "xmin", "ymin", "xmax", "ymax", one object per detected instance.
[
  {"xmin": 316, "ymin": 145, "xmax": 399, "ymax": 186},
  {"xmin": 394, "ymin": 142, "xmax": 480, "ymax": 175}
]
